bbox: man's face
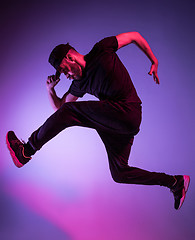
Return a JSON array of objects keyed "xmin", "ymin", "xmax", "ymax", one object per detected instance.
[{"xmin": 58, "ymin": 57, "xmax": 82, "ymax": 80}]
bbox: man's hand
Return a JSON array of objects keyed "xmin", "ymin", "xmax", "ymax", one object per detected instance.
[
  {"xmin": 148, "ymin": 62, "xmax": 160, "ymax": 84},
  {"xmin": 46, "ymin": 75, "xmax": 60, "ymax": 90}
]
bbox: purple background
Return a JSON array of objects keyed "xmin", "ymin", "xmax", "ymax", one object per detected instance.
[{"xmin": 1, "ymin": 0, "xmax": 194, "ymax": 239}]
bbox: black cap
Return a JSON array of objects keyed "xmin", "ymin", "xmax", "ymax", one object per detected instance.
[{"xmin": 48, "ymin": 43, "xmax": 74, "ymax": 78}]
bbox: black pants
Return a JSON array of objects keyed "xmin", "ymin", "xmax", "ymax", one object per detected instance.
[{"xmin": 28, "ymin": 100, "xmax": 173, "ymax": 187}]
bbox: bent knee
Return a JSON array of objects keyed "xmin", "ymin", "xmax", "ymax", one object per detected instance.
[{"xmin": 111, "ymin": 172, "xmax": 125, "ymax": 183}]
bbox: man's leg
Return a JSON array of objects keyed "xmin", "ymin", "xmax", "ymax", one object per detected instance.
[
  {"xmin": 28, "ymin": 100, "xmax": 141, "ymax": 152},
  {"xmin": 97, "ymin": 131, "xmax": 175, "ymax": 186},
  {"xmin": 97, "ymin": 131, "xmax": 190, "ymax": 209},
  {"xmin": 6, "ymin": 99, "xmax": 190, "ymax": 209},
  {"xmin": 7, "ymin": 100, "xmax": 133, "ymax": 167},
  {"xmin": 6, "ymin": 102, "xmax": 92, "ymax": 167},
  {"xmin": 28, "ymin": 102, "xmax": 89, "ymax": 152}
]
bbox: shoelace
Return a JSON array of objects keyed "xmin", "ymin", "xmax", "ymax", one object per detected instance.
[
  {"xmin": 11, "ymin": 139, "xmax": 22, "ymax": 146},
  {"xmin": 11, "ymin": 139, "xmax": 25, "ymax": 152}
]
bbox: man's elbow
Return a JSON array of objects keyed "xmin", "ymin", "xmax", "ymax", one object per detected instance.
[
  {"xmin": 131, "ymin": 32, "xmax": 142, "ymax": 42},
  {"xmin": 52, "ymin": 101, "xmax": 63, "ymax": 111}
]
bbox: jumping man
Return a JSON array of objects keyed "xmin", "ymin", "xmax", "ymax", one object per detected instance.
[{"xmin": 6, "ymin": 32, "xmax": 190, "ymax": 210}]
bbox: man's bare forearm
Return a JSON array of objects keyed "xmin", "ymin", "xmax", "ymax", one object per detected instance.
[
  {"xmin": 134, "ymin": 33, "xmax": 159, "ymax": 84},
  {"xmin": 46, "ymin": 75, "xmax": 64, "ymax": 111},
  {"xmin": 116, "ymin": 32, "xmax": 159, "ymax": 84},
  {"xmin": 47, "ymin": 87, "xmax": 62, "ymax": 111},
  {"xmin": 133, "ymin": 32, "xmax": 158, "ymax": 64}
]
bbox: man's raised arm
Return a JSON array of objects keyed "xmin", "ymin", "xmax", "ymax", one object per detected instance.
[
  {"xmin": 46, "ymin": 75, "xmax": 78, "ymax": 111},
  {"xmin": 116, "ymin": 32, "xmax": 159, "ymax": 84}
]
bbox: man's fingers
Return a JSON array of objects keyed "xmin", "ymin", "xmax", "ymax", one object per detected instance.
[
  {"xmin": 47, "ymin": 75, "xmax": 58, "ymax": 83},
  {"xmin": 47, "ymin": 75, "xmax": 53, "ymax": 81},
  {"xmin": 148, "ymin": 71, "xmax": 160, "ymax": 84},
  {"xmin": 46, "ymin": 76, "xmax": 61, "ymax": 88},
  {"xmin": 154, "ymin": 74, "xmax": 160, "ymax": 84},
  {"xmin": 148, "ymin": 63, "xmax": 159, "ymax": 84},
  {"xmin": 46, "ymin": 77, "xmax": 52, "ymax": 84}
]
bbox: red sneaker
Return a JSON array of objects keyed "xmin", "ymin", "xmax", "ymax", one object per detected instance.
[
  {"xmin": 170, "ymin": 175, "xmax": 190, "ymax": 210},
  {"xmin": 6, "ymin": 131, "xmax": 31, "ymax": 168}
]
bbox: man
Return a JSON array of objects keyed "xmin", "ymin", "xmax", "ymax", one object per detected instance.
[{"xmin": 6, "ymin": 32, "xmax": 190, "ymax": 210}]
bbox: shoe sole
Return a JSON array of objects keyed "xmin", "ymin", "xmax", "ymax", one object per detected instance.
[
  {"xmin": 178, "ymin": 175, "xmax": 190, "ymax": 210},
  {"xmin": 6, "ymin": 131, "xmax": 24, "ymax": 168}
]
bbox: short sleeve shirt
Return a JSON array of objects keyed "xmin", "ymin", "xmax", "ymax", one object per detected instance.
[{"xmin": 68, "ymin": 36, "xmax": 141, "ymax": 103}]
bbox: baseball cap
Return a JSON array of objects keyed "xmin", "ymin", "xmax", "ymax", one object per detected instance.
[{"xmin": 48, "ymin": 43, "xmax": 75, "ymax": 78}]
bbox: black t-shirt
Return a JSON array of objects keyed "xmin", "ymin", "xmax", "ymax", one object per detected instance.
[{"xmin": 68, "ymin": 36, "xmax": 141, "ymax": 104}]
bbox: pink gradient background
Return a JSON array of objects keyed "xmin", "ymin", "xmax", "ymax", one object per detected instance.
[{"xmin": 0, "ymin": 0, "xmax": 194, "ymax": 239}]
